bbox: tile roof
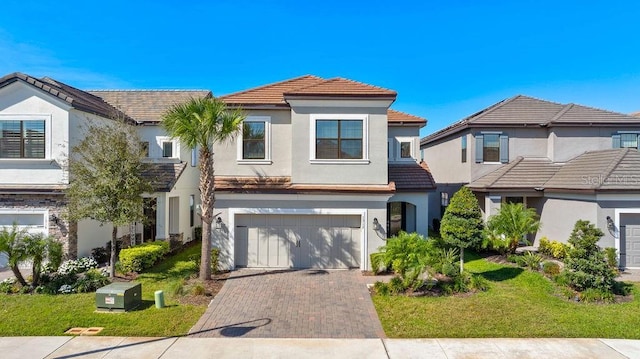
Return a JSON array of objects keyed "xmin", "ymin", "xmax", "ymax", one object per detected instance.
[
  {"xmin": 0, "ymin": 72, "xmax": 133, "ymax": 123},
  {"xmin": 89, "ymin": 90, "xmax": 211, "ymax": 123},
  {"xmin": 220, "ymin": 75, "xmax": 324, "ymax": 106},
  {"xmin": 214, "ymin": 176, "xmax": 395, "ymax": 194},
  {"xmin": 221, "ymin": 75, "xmax": 397, "ymax": 106},
  {"xmin": 468, "ymin": 157, "xmax": 562, "ymax": 190},
  {"xmin": 388, "ymin": 109, "xmax": 427, "ymax": 126},
  {"xmin": 422, "ymin": 95, "xmax": 640, "ymax": 145},
  {"xmin": 283, "ymin": 77, "xmax": 397, "ymax": 97},
  {"xmin": 388, "ymin": 162, "xmax": 436, "ymax": 191},
  {"xmin": 141, "ymin": 161, "xmax": 187, "ymax": 192},
  {"xmin": 468, "ymin": 149, "xmax": 640, "ymax": 192}
]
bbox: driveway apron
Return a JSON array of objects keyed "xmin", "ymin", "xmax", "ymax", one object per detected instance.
[{"xmin": 189, "ymin": 269, "xmax": 385, "ymax": 338}]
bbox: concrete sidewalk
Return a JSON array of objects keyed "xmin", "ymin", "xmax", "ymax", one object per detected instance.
[{"xmin": 2, "ymin": 337, "xmax": 640, "ymax": 359}]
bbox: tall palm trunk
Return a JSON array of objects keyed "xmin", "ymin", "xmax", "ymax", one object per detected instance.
[{"xmin": 199, "ymin": 147, "xmax": 214, "ymax": 280}]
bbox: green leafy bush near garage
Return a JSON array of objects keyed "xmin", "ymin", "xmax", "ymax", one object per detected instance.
[{"xmin": 119, "ymin": 241, "xmax": 170, "ymax": 273}]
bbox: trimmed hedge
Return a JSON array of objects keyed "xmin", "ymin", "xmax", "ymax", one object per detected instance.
[{"xmin": 119, "ymin": 241, "xmax": 170, "ymax": 273}]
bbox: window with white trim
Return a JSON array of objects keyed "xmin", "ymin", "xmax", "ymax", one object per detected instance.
[
  {"xmin": 0, "ymin": 119, "xmax": 46, "ymax": 159},
  {"xmin": 393, "ymin": 137, "xmax": 416, "ymax": 161},
  {"xmin": 237, "ymin": 116, "xmax": 271, "ymax": 163},
  {"xmin": 310, "ymin": 114, "xmax": 369, "ymax": 163},
  {"xmin": 156, "ymin": 137, "xmax": 179, "ymax": 159}
]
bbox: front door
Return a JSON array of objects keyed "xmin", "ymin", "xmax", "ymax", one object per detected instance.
[{"xmin": 143, "ymin": 198, "xmax": 156, "ymax": 242}]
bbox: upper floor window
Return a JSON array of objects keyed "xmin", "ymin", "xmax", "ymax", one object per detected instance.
[
  {"xmin": 392, "ymin": 136, "xmax": 415, "ymax": 161},
  {"xmin": 310, "ymin": 114, "xmax": 369, "ymax": 163},
  {"xmin": 461, "ymin": 135, "xmax": 467, "ymax": 163},
  {"xmin": 0, "ymin": 120, "xmax": 45, "ymax": 159},
  {"xmin": 243, "ymin": 122, "xmax": 266, "ymax": 159},
  {"xmin": 316, "ymin": 120, "xmax": 363, "ymax": 159},
  {"xmin": 237, "ymin": 116, "xmax": 271, "ymax": 164},
  {"xmin": 613, "ymin": 133, "xmax": 639, "ymax": 149},
  {"xmin": 475, "ymin": 132, "xmax": 509, "ymax": 163}
]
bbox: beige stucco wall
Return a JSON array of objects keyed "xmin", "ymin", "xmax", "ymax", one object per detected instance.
[
  {"xmin": 549, "ymin": 127, "xmax": 631, "ymax": 162},
  {"xmin": 536, "ymin": 195, "xmax": 598, "ymax": 243},
  {"xmin": 422, "ymin": 132, "xmax": 471, "ymax": 184}
]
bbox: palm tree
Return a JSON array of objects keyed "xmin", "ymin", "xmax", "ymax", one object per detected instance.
[
  {"xmin": 0, "ymin": 224, "xmax": 29, "ymax": 287},
  {"xmin": 162, "ymin": 97, "xmax": 245, "ymax": 280},
  {"xmin": 486, "ymin": 202, "xmax": 541, "ymax": 254}
]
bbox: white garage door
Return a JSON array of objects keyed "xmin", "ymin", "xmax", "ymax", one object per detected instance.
[
  {"xmin": 621, "ymin": 213, "xmax": 640, "ymax": 269},
  {"xmin": 234, "ymin": 214, "xmax": 361, "ymax": 269}
]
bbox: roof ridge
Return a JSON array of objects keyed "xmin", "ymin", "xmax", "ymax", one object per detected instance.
[
  {"xmin": 544, "ymin": 103, "xmax": 574, "ymax": 125},
  {"xmin": 220, "ymin": 75, "xmax": 323, "ymax": 98},
  {"xmin": 598, "ymin": 148, "xmax": 632, "ymax": 189},
  {"xmin": 89, "ymin": 89, "xmax": 210, "ymax": 92}
]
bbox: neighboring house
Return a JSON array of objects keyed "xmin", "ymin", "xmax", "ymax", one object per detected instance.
[
  {"xmin": 211, "ymin": 75, "xmax": 434, "ymax": 270},
  {"xmin": 0, "ymin": 72, "xmax": 202, "ymax": 260},
  {"xmin": 421, "ymin": 95, "xmax": 640, "ymax": 268}
]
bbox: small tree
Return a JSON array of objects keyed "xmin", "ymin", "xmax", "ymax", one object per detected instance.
[
  {"xmin": 440, "ymin": 187, "xmax": 484, "ymax": 272},
  {"xmin": 67, "ymin": 121, "xmax": 152, "ymax": 277},
  {"xmin": 563, "ymin": 220, "xmax": 616, "ymax": 292},
  {"xmin": 486, "ymin": 202, "xmax": 541, "ymax": 254}
]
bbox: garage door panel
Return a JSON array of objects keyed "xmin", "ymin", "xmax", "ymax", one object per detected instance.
[
  {"xmin": 235, "ymin": 214, "xmax": 361, "ymax": 269},
  {"xmin": 621, "ymin": 214, "xmax": 640, "ymax": 269}
]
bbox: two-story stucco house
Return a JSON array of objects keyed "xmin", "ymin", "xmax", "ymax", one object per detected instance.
[
  {"xmin": 210, "ymin": 75, "xmax": 434, "ymax": 270},
  {"xmin": 421, "ymin": 95, "xmax": 640, "ymax": 269},
  {"xmin": 0, "ymin": 72, "xmax": 203, "ymax": 262}
]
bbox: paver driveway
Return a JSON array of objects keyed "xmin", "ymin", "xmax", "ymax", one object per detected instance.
[{"xmin": 189, "ymin": 269, "xmax": 385, "ymax": 338}]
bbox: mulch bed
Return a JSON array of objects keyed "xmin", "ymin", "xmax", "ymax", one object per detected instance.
[{"xmin": 174, "ymin": 272, "xmax": 229, "ymax": 306}]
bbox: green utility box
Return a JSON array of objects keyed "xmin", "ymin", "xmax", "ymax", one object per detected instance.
[{"xmin": 96, "ymin": 282, "xmax": 141, "ymax": 312}]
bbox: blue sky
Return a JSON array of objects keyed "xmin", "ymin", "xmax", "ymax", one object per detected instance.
[{"xmin": 1, "ymin": 1, "xmax": 639, "ymax": 136}]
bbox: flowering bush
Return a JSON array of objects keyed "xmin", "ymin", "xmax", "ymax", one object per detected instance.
[
  {"xmin": 0, "ymin": 278, "xmax": 18, "ymax": 294},
  {"xmin": 58, "ymin": 284, "xmax": 75, "ymax": 294},
  {"xmin": 57, "ymin": 257, "xmax": 99, "ymax": 276}
]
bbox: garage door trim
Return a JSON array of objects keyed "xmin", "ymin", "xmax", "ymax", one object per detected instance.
[
  {"xmin": 615, "ymin": 208, "xmax": 640, "ymax": 269},
  {"xmin": 229, "ymin": 208, "xmax": 368, "ymax": 270}
]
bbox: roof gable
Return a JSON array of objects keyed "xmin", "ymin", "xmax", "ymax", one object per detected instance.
[
  {"xmin": 388, "ymin": 109, "xmax": 427, "ymax": 126},
  {"xmin": 220, "ymin": 75, "xmax": 324, "ymax": 106},
  {"xmin": 0, "ymin": 72, "xmax": 132, "ymax": 123},
  {"xmin": 89, "ymin": 90, "xmax": 211, "ymax": 123}
]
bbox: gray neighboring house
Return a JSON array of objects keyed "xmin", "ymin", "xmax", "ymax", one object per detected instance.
[
  {"xmin": 421, "ymin": 95, "xmax": 640, "ymax": 269},
  {"xmin": 211, "ymin": 75, "xmax": 435, "ymax": 270}
]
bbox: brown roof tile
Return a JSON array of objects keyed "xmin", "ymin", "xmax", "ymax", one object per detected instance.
[
  {"xmin": 388, "ymin": 162, "xmax": 436, "ymax": 191},
  {"xmin": 468, "ymin": 157, "xmax": 561, "ymax": 191},
  {"xmin": 468, "ymin": 149, "xmax": 640, "ymax": 192},
  {"xmin": 214, "ymin": 176, "xmax": 395, "ymax": 194},
  {"xmin": 388, "ymin": 109, "xmax": 427, "ymax": 126},
  {"xmin": 422, "ymin": 95, "xmax": 640, "ymax": 145},
  {"xmin": 0, "ymin": 72, "xmax": 133, "ymax": 123},
  {"xmin": 220, "ymin": 75, "xmax": 324, "ymax": 106},
  {"xmin": 141, "ymin": 161, "xmax": 187, "ymax": 192},
  {"xmin": 284, "ymin": 77, "xmax": 396, "ymax": 98},
  {"xmin": 89, "ymin": 90, "xmax": 211, "ymax": 123}
]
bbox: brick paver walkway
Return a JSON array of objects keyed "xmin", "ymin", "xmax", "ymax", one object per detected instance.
[{"xmin": 189, "ymin": 269, "xmax": 385, "ymax": 338}]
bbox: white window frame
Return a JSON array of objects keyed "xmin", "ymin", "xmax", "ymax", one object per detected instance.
[
  {"xmin": 237, "ymin": 116, "xmax": 272, "ymax": 165},
  {"xmin": 394, "ymin": 136, "xmax": 416, "ymax": 161},
  {"xmin": 156, "ymin": 136, "xmax": 179, "ymax": 159},
  {"xmin": 309, "ymin": 114, "xmax": 369, "ymax": 165},
  {"xmin": 0, "ymin": 209, "xmax": 48, "ymax": 234},
  {"xmin": 0, "ymin": 114, "xmax": 52, "ymax": 161}
]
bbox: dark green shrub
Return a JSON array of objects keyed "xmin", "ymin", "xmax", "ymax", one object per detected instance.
[
  {"xmin": 542, "ymin": 261, "xmax": 561, "ymax": 277},
  {"xmin": 376, "ymin": 232, "xmax": 432, "ymax": 289},
  {"xmin": 119, "ymin": 241, "xmax": 170, "ymax": 273},
  {"xmin": 613, "ymin": 281, "xmax": 633, "ymax": 296},
  {"xmin": 604, "ymin": 247, "xmax": 618, "ymax": 270},
  {"xmin": 194, "ymin": 227, "xmax": 202, "ymax": 241},
  {"xmin": 429, "ymin": 247, "xmax": 459, "ymax": 277},
  {"xmin": 388, "ymin": 276, "xmax": 406, "ymax": 294},
  {"xmin": 579, "ymin": 288, "xmax": 614, "ymax": 303},
  {"xmin": 373, "ymin": 281, "xmax": 390, "ymax": 296},
  {"xmin": 211, "ymin": 247, "xmax": 220, "ymax": 274},
  {"xmin": 506, "ymin": 254, "xmax": 520, "ymax": 263},
  {"xmin": 469, "ymin": 274, "xmax": 489, "ymax": 291},
  {"xmin": 91, "ymin": 246, "xmax": 109, "ymax": 265},
  {"xmin": 562, "ymin": 220, "xmax": 616, "ymax": 293},
  {"xmin": 75, "ymin": 268, "xmax": 110, "ymax": 293}
]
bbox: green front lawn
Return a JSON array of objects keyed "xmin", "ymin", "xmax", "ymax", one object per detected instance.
[
  {"xmin": 0, "ymin": 244, "xmax": 207, "ymax": 336},
  {"xmin": 374, "ymin": 251, "xmax": 640, "ymax": 338}
]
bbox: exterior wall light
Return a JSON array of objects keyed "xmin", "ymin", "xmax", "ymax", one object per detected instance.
[
  {"xmin": 606, "ymin": 216, "xmax": 615, "ymax": 231},
  {"xmin": 215, "ymin": 216, "xmax": 223, "ymax": 229}
]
